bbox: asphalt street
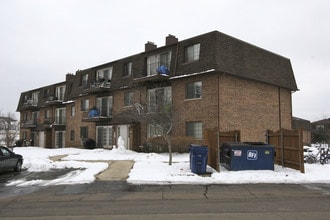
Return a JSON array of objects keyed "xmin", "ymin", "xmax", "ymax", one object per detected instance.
[{"xmin": 1, "ymin": 179, "xmax": 330, "ymax": 219}]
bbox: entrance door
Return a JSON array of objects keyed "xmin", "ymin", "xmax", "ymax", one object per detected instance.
[
  {"xmin": 55, "ymin": 131, "xmax": 65, "ymax": 148},
  {"xmin": 96, "ymin": 126, "xmax": 113, "ymax": 149},
  {"xmin": 39, "ymin": 131, "xmax": 45, "ymax": 148},
  {"xmin": 117, "ymin": 125, "xmax": 130, "ymax": 150}
]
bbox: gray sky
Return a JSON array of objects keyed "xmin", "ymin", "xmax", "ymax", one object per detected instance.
[{"xmin": 1, "ymin": 0, "xmax": 329, "ymax": 122}]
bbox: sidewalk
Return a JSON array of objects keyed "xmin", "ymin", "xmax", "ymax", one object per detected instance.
[
  {"xmin": 96, "ymin": 160, "xmax": 134, "ymax": 181},
  {"xmin": 49, "ymin": 155, "xmax": 134, "ymax": 181}
]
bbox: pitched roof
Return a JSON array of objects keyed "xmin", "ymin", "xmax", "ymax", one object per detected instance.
[
  {"xmin": 213, "ymin": 31, "xmax": 298, "ymax": 91},
  {"xmin": 312, "ymin": 118, "xmax": 330, "ymax": 125}
]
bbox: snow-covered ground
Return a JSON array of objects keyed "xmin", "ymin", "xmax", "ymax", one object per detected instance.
[{"xmin": 6, "ymin": 147, "xmax": 330, "ymax": 187}]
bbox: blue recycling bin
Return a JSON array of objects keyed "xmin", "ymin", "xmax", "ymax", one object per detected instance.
[
  {"xmin": 189, "ymin": 144, "xmax": 208, "ymax": 174},
  {"xmin": 220, "ymin": 142, "xmax": 275, "ymax": 171}
]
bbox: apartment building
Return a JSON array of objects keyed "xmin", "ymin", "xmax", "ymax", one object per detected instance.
[
  {"xmin": 312, "ymin": 118, "xmax": 330, "ymax": 143},
  {"xmin": 0, "ymin": 116, "xmax": 19, "ymax": 147},
  {"xmin": 16, "ymin": 31, "xmax": 298, "ymax": 150}
]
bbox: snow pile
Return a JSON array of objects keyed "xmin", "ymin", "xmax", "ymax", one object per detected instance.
[{"xmin": 7, "ymin": 147, "xmax": 330, "ymax": 187}]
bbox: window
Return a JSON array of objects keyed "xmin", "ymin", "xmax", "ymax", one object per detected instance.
[
  {"xmin": 32, "ymin": 111, "xmax": 39, "ymax": 123},
  {"xmin": 23, "ymin": 112, "xmax": 28, "ymax": 121},
  {"xmin": 45, "ymin": 109, "xmax": 50, "ymax": 119},
  {"xmin": 186, "ymin": 81, "xmax": 202, "ymax": 99},
  {"xmin": 147, "ymin": 51, "xmax": 171, "ymax": 76},
  {"xmin": 316, "ymin": 125, "xmax": 325, "ymax": 130},
  {"xmin": 80, "ymin": 126, "xmax": 88, "ymax": 138},
  {"xmin": 70, "ymin": 130, "xmax": 75, "ymax": 141},
  {"xmin": 123, "ymin": 62, "xmax": 132, "ymax": 77},
  {"xmin": 185, "ymin": 43, "xmax": 200, "ymax": 62},
  {"xmin": 96, "ymin": 67, "xmax": 112, "ymax": 86},
  {"xmin": 186, "ymin": 122, "xmax": 203, "ymax": 139},
  {"xmin": 124, "ymin": 92, "xmax": 133, "ymax": 106},
  {"xmin": 55, "ymin": 85, "xmax": 66, "ymax": 101},
  {"xmin": 148, "ymin": 86, "xmax": 172, "ymax": 112},
  {"xmin": 96, "ymin": 96, "xmax": 113, "ymax": 117},
  {"xmin": 81, "ymin": 74, "xmax": 89, "ymax": 86},
  {"xmin": 32, "ymin": 91, "xmax": 40, "ymax": 105},
  {"xmin": 81, "ymin": 99, "xmax": 89, "ymax": 111},
  {"xmin": 55, "ymin": 108, "xmax": 66, "ymax": 125},
  {"xmin": 147, "ymin": 124, "xmax": 163, "ymax": 137},
  {"xmin": 71, "ymin": 106, "xmax": 75, "ymax": 117}
]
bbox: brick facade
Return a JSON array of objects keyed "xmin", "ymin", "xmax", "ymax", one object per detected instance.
[{"xmin": 16, "ymin": 31, "xmax": 297, "ymax": 150}]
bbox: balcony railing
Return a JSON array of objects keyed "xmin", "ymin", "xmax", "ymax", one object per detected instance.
[
  {"xmin": 54, "ymin": 116, "xmax": 66, "ymax": 125},
  {"xmin": 82, "ymin": 109, "xmax": 112, "ymax": 122},
  {"xmin": 147, "ymin": 62, "xmax": 170, "ymax": 76},
  {"xmin": 20, "ymin": 100, "xmax": 38, "ymax": 110},
  {"xmin": 21, "ymin": 119, "xmax": 37, "ymax": 128},
  {"xmin": 45, "ymin": 95, "xmax": 63, "ymax": 105},
  {"xmin": 85, "ymin": 79, "xmax": 111, "ymax": 94}
]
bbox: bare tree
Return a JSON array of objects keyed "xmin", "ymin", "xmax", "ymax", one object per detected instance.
[
  {"xmin": 146, "ymin": 98, "xmax": 174, "ymax": 165},
  {"xmin": 0, "ymin": 111, "xmax": 19, "ymax": 148},
  {"xmin": 120, "ymin": 85, "xmax": 176, "ymax": 165}
]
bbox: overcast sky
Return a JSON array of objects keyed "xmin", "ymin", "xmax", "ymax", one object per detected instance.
[{"xmin": 0, "ymin": 0, "xmax": 329, "ymax": 122}]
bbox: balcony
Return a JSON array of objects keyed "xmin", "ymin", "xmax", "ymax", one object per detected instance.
[
  {"xmin": 20, "ymin": 100, "xmax": 38, "ymax": 110},
  {"xmin": 44, "ymin": 95, "xmax": 64, "ymax": 106},
  {"xmin": 134, "ymin": 73, "xmax": 170, "ymax": 86},
  {"xmin": 82, "ymin": 109, "xmax": 112, "ymax": 123},
  {"xmin": 54, "ymin": 116, "xmax": 66, "ymax": 125},
  {"xmin": 84, "ymin": 79, "xmax": 111, "ymax": 94},
  {"xmin": 21, "ymin": 119, "xmax": 37, "ymax": 128}
]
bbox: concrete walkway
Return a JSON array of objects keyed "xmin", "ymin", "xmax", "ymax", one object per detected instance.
[
  {"xmin": 49, "ymin": 155, "xmax": 134, "ymax": 181},
  {"xmin": 96, "ymin": 160, "xmax": 134, "ymax": 181}
]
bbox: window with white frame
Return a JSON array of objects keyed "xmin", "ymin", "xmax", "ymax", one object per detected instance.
[
  {"xmin": 31, "ymin": 91, "xmax": 40, "ymax": 105},
  {"xmin": 186, "ymin": 81, "xmax": 202, "ymax": 99},
  {"xmin": 71, "ymin": 106, "xmax": 75, "ymax": 117},
  {"xmin": 45, "ymin": 109, "xmax": 50, "ymax": 119},
  {"xmin": 316, "ymin": 125, "xmax": 325, "ymax": 130},
  {"xmin": 185, "ymin": 43, "xmax": 200, "ymax": 62},
  {"xmin": 96, "ymin": 96, "xmax": 113, "ymax": 117},
  {"xmin": 80, "ymin": 126, "xmax": 88, "ymax": 139},
  {"xmin": 55, "ymin": 108, "xmax": 66, "ymax": 125},
  {"xmin": 32, "ymin": 111, "xmax": 39, "ymax": 123},
  {"xmin": 147, "ymin": 124, "xmax": 164, "ymax": 137},
  {"xmin": 147, "ymin": 51, "xmax": 171, "ymax": 76},
  {"xmin": 70, "ymin": 130, "xmax": 75, "ymax": 141},
  {"xmin": 96, "ymin": 67, "xmax": 112, "ymax": 86},
  {"xmin": 147, "ymin": 86, "xmax": 172, "ymax": 112},
  {"xmin": 81, "ymin": 99, "xmax": 89, "ymax": 111},
  {"xmin": 123, "ymin": 62, "xmax": 132, "ymax": 77},
  {"xmin": 186, "ymin": 121, "xmax": 203, "ymax": 139},
  {"xmin": 55, "ymin": 85, "xmax": 66, "ymax": 101},
  {"xmin": 124, "ymin": 92, "xmax": 133, "ymax": 106},
  {"xmin": 81, "ymin": 73, "xmax": 89, "ymax": 86}
]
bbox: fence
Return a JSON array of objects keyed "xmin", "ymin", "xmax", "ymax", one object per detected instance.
[
  {"xmin": 266, "ymin": 129, "xmax": 304, "ymax": 173},
  {"xmin": 204, "ymin": 128, "xmax": 304, "ymax": 173},
  {"xmin": 203, "ymin": 129, "xmax": 240, "ymax": 171}
]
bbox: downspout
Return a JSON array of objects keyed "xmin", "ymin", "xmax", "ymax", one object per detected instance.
[
  {"xmin": 218, "ymin": 74, "xmax": 220, "ymax": 131},
  {"xmin": 278, "ymin": 87, "xmax": 282, "ymax": 130}
]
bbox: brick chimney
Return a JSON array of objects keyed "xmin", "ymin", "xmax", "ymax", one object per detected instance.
[
  {"xmin": 166, "ymin": 34, "xmax": 178, "ymax": 45},
  {"xmin": 145, "ymin": 41, "xmax": 157, "ymax": 52},
  {"xmin": 66, "ymin": 73, "xmax": 75, "ymax": 81}
]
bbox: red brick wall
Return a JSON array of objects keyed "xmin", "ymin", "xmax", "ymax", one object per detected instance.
[{"xmin": 219, "ymin": 75, "xmax": 292, "ymax": 142}]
